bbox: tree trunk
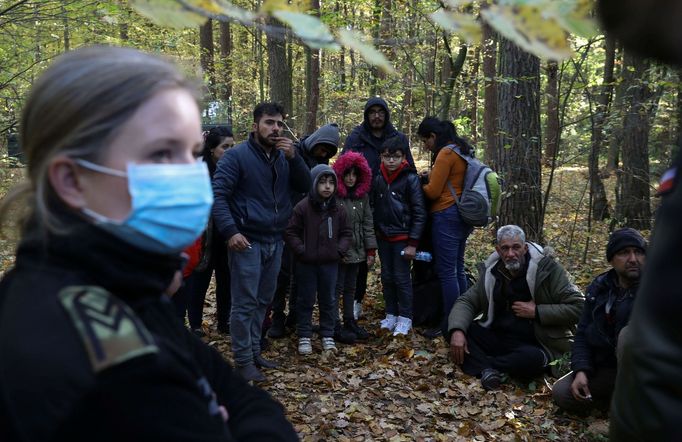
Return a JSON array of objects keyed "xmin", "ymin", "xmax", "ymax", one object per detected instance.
[
  {"xmin": 466, "ymin": 45, "xmax": 481, "ymax": 144},
  {"xmin": 589, "ymin": 36, "xmax": 616, "ymax": 221},
  {"xmin": 675, "ymin": 68, "xmax": 682, "ymax": 161},
  {"xmin": 438, "ymin": 36, "xmax": 467, "ymax": 121},
  {"xmin": 304, "ymin": 0, "xmax": 320, "ymax": 134},
  {"xmin": 482, "ymin": 24, "xmax": 498, "ymax": 168},
  {"xmin": 497, "ymin": 37, "xmax": 543, "ymax": 243},
  {"xmin": 219, "ymin": 20, "xmax": 232, "ymax": 125},
  {"xmin": 61, "ymin": 3, "xmax": 70, "ymax": 51},
  {"xmin": 266, "ymin": 18, "xmax": 292, "ymax": 113},
  {"xmin": 606, "ymin": 44, "xmax": 625, "ymax": 173},
  {"xmin": 199, "ymin": 19, "xmax": 215, "ymax": 97},
  {"xmin": 544, "ymin": 61, "xmax": 559, "ymax": 166},
  {"xmin": 617, "ymin": 51, "xmax": 653, "ymax": 230}
]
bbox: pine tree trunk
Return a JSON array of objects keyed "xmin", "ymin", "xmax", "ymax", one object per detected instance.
[
  {"xmin": 199, "ymin": 19, "xmax": 215, "ymax": 97},
  {"xmin": 544, "ymin": 61, "xmax": 559, "ymax": 167},
  {"xmin": 497, "ymin": 37, "xmax": 543, "ymax": 242},
  {"xmin": 266, "ymin": 19, "xmax": 292, "ymax": 113},
  {"xmin": 589, "ymin": 36, "xmax": 616, "ymax": 220},
  {"xmin": 617, "ymin": 51, "xmax": 652, "ymax": 230},
  {"xmin": 219, "ymin": 20, "xmax": 232, "ymax": 125},
  {"xmin": 482, "ymin": 24, "xmax": 498, "ymax": 168}
]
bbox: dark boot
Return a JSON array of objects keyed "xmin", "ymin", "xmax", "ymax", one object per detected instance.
[
  {"xmin": 254, "ymin": 354, "xmax": 279, "ymax": 369},
  {"xmin": 480, "ymin": 368, "xmax": 503, "ymax": 391},
  {"xmin": 334, "ymin": 323, "xmax": 356, "ymax": 344},
  {"xmin": 346, "ymin": 318, "xmax": 369, "ymax": 341},
  {"xmin": 217, "ymin": 322, "xmax": 230, "ymax": 335},
  {"xmin": 267, "ymin": 313, "xmax": 287, "ymax": 339},
  {"xmin": 237, "ymin": 363, "xmax": 266, "ymax": 383}
]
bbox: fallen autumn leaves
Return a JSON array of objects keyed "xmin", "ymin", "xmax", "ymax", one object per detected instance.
[{"xmin": 204, "ymin": 286, "xmax": 609, "ymax": 441}]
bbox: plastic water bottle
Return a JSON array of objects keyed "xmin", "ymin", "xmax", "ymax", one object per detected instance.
[{"xmin": 401, "ymin": 250, "xmax": 433, "ymax": 262}]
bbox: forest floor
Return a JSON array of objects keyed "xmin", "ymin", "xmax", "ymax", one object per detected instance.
[
  {"xmin": 0, "ymin": 164, "xmax": 645, "ymax": 441},
  {"xmin": 194, "ymin": 166, "xmax": 635, "ymax": 441}
]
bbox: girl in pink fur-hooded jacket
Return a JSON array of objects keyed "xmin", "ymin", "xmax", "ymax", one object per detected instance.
[{"xmin": 332, "ymin": 151, "xmax": 377, "ymax": 341}]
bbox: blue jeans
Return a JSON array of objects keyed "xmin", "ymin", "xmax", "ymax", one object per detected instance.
[
  {"xmin": 377, "ymin": 239, "xmax": 413, "ymax": 319},
  {"xmin": 228, "ymin": 240, "xmax": 283, "ymax": 366},
  {"xmin": 432, "ymin": 204, "xmax": 473, "ymax": 322},
  {"xmin": 296, "ymin": 262, "xmax": 338, "ymax": 338}
]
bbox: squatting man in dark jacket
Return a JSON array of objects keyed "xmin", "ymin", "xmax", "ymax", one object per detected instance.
[
  {"xmin": 448, "ymin": 225, "xmax": 584, "ymax": 390},
  {"xmin": 552, "ymin": 228, "xmax": 646, "ymax": 413}
]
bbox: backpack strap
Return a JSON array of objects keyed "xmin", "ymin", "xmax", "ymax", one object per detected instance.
[
  {"xmin": 58, "ymin": 286, "xmax": 159, "ymax": 373},
  {"xmin": 444, "ymin": 144, "xmax": 467, "ymax": 205}
]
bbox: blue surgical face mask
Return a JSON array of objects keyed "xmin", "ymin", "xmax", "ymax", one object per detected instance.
[{"xmin": 75, "ymin": 159, "xmax": 213, "ymax": 255}]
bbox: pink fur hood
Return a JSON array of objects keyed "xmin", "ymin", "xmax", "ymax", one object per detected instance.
[{"xmin": 333, "ymin": 151, "xmax": 372, "ymax": 199}]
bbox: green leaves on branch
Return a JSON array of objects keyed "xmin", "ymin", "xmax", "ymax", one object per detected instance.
[
  {"xmin": 434, "ymin": 0, "xmax": 599, "ymax": 61},
  {"xmin": 129, "ymin": 0, "xmax": 599, "ymax": 72},
  {"xmin": 273, "ymin": 11, "xmax": 339, "ymax": 50},
  {"xmin": 130, "ymin": 0, "xmax": 208, "ymax": 28},
  {"xmin": 130, "ymin": 0, "xmax": 394, "ymax": 72},
  {"xmin": 338, "ymin": 30, "xmax": 395, "ymax": 75}
]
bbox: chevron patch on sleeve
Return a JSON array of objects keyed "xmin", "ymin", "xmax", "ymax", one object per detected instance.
[{"xmin": 58, "ymin": 286, "xmax": 159, "ymax": 373}]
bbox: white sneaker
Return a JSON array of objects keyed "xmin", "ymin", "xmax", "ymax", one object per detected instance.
[
  {"xmin": 380, "ymin": 314, "xmax": 397, "ymax": 331},
  {"xmin": 353, "ymin": 301, "xmax": 363, "ymax": 320},
  {"xmin": 321, "ymin": 337, "xmax": 337, "ymax": 352},
  {"xmin": 393, "ymin": 316, "xmax": 412, "ymax": 336},
  {"xmin": 298, "ymin": 337, "xmax": 312, "ymax": 355}
]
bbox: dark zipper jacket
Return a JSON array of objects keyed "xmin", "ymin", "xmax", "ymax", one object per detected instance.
[
  {"xmin": 370, "ymin": 163, "xmax": 426, "ymax": 244},
  {"xmin": 212, "ymin": 133, "xmax": 311, "ymax": 243},
  {"xmin": 571, "ymin": 269, "xmax": 636, "ymax": 375},
  {"xmin": 0, "ymin": 212, "xmax": 298, "ymax": 442}
]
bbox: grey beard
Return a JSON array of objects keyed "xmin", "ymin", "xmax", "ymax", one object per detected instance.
[{"xmin": 505, "ymin": 260, "xmax": 521, "ymax": 272}]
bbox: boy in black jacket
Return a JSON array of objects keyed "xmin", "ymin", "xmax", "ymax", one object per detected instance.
[{"xmin": 371, "ymin": 137, "xmax": 427, "ymax": 336}]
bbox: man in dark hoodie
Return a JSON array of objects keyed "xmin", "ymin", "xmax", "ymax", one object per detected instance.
[
  {"xmin": 343, "ymin": 97, "xmax": 414, "ymax": 176},
  {"xmin": 212, "ymin": 102, "xmax": 311, "ymax": 383},
  {"xmin": 343, "ymin": 97, "xmax": 415, "ymax": 317},
  {"xmin": 268, "ymin": 123, "xmax": 341, "ymax": 339}
]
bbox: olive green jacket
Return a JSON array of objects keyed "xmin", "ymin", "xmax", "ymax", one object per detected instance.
[
  {"xmin": 447, "ymin": 242, "xmax": 584, "ymax": 376},
  {"xmin": 338, "ymin": 195, "xmax": 377, "ymax": 264}
]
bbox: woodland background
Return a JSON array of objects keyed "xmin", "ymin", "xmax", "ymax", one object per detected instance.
[{"xmin": 0, "ymin": 0, "xmax": 673, "ymax": 439}]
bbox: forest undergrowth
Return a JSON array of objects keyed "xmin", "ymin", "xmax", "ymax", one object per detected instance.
[
  {"xmin": 0, "ymin": 165, "xmax": 646, "ymax": 441},
  {"xmin": 200, "ymin": 166, "xmax": 635, "ymax": 441}
]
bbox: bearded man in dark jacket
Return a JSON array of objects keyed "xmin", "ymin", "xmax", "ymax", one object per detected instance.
[
  {"xmin": 342, "ymin": 97, "xmax": 414, "ymax": 177},
  {"xmin": 552, "ymin": 228, "xmax": 646, "ymax": 414}
]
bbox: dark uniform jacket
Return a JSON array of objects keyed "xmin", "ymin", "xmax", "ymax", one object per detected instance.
[
  {"xmin": 0, "ymin": 212, "xmax": 298, "ymax": 442},
  {"xmin": 571, "ymin": 269, "xmax": 636, "ymax": 376}
]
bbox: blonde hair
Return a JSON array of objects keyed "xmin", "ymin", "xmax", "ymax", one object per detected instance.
[{"xmin": 0, "ymin": 46, "xmax": 200, "ymax": 234}]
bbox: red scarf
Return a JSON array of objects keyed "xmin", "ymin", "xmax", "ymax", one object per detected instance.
[{"xmin": 380, "ymin": 160, "xmax": 409, "ymax": 184}]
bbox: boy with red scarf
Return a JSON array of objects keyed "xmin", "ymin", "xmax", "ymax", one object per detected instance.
[{"xmin": 371, "ymin": 136, "xmax": 427, "ymax": 336}]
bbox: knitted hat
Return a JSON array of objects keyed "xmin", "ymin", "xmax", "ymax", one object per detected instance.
[{"xmin": 606, "ymin": 228, "xmax": 647, "ymax": 261}]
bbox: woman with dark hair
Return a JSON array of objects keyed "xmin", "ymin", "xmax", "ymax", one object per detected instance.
[
  {"xmin": 417, "ymin": 117, "xmax": 474, "ymax": 338},
  {"xmin": 188, "ymin": 126, "xmax": 234, "ymax": 335}
]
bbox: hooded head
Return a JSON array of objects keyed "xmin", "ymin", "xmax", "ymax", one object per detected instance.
[
  {"xmin": 363, "ymin": 97, "xmax": 390, "ymax": 134},
  {"xmin": 333, "ymin": 151, "xmax": 372, "ymax": 199},
  {"xmin": 303, "ymin": 123, "xmax": 339, "ymax": 161},
  {"xmin": 309, "ymin": 164, "xmax": 337, "ymax": 207}
]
